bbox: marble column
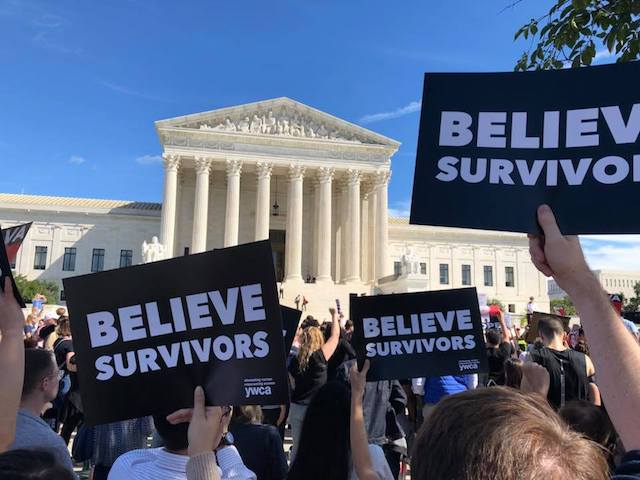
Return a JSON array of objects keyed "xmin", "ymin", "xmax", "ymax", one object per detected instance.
[
  {"xmin": 361, "ymin": 189, "xmax": 370, "ymax": 284},
  {"xmin": 375, "ymin": 170, "xmax": 391, "ymax": 280},
  {"xmin": 345, "ymin": 169, "xmax": 362, "ymax": 283},
  {"xmin": 285, "ymin": 164, "xmax": 305, "ymax": 282},
  {"xmin": 191, "ymin": 157, "xmax": 212, "ymax": 254},
  {"xmin": 254, "ymin": 162, "xmax": 272, "ymax": 241},
  {"xmin": 160, "ymin": 154, "xmax": 180, "ymax": 258},
  {"xmin": 224, "ymin": 159, "xmax": 242, "ymax": 247},
  {"xmin": 368, "ymin": 186, "xmax": 377, "ymax": 281},
  {"xmin": 315, "ymin": 167, "xmax": 334, "ymax": 283}
]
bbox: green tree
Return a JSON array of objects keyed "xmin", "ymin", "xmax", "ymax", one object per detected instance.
[
  {"xmin": 514, "ymin": 0, "xmax": 640, "ymax": 71},
  {"xmin": 13, "ymin": 274, "xmax": 59, "ymax": 304},
  {"xmin": 488, "ymin": 298, "xmax": 505, "ymax": 310},
  {"xmin": 625, "ymin": 282, "xmax": 640, "ymax": 312},
  {"xmin": 550, "ymin": 296, "xmax": 577, "ymax": 316}
]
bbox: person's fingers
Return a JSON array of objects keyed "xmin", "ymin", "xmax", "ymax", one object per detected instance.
[
  {"xmin": 192, "ymin": 386, "xmax": 206, "ymax": 421},
  {"xmin": 537, "ymin": 205, "xmax": 563, "ymax": 241},
  {"xmin": 2, "ymin": 277, "xmax": 11, "ymax": 298},
  {"xmin": 166, "ymin": 408, "xmax": 193, "ymax": 424},
  {"xmin": 360, "ymin": 359, "xmax": 370, "ymax": 376}
]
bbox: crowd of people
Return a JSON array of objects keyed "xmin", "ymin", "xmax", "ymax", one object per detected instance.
[{"xmin": 0, "ymin": 205, "xmax": 639, "ymax": 479}]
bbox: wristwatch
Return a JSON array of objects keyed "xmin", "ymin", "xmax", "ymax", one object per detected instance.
[{"xmin": 216, "ymin": 431, "xmax": 234, "ymax": 450}]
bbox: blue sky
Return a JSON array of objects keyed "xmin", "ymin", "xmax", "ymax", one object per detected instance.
[{"xmin": 1, "ymin": 0, "xmax": 638, "ymax": 269}]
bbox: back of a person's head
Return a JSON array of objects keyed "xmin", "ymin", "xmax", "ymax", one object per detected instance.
[
  {"xmin": 485, "ymin": 329, "xmax": 501, "ymax": 346},
  {"xmin": 411, "ymin": 387, "xmax": 608, "ymax": 480},
  {"xmin": 538, "ymin": 317, "xmax": 565, "ymax": 342},
  {"xmin": 297, "ymin": 326, "xmax": 324, "ymax": 370},
  {"xmin": 152, "ymin": 414, "xmax": 188, "ymax": 452},
  {"xmin": 0, "ymin": 449, "xmax": 75, "ymax": 480},
  {"xmin": 559, "ymin": 400, "xmax": 616, "ymax": 449},
  {"xmin": 232, "ymin": 405, "xmax": 262, "ymax": 424},
  {"xmin": 56, "ymin": 316, "xmax": 71, "ymax": 337},
  {"xmin": 287, "ymin": 381, "xmax": 350, "ymax": 480},
  {"xmin": 55, "ymin": 307, "xmax": 66, "ymax": 317},
  {"xmin": 23, "ymin": 349, "xmax": 55, "ymax": 398},
  {"xmin": 504, "ymin": 358, "xmax": 523, "ymax": 389}
]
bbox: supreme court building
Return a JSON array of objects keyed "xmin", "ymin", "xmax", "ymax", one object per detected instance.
[{"xmin": 0, "ymin": 98, "xmax": 549, "ymax": 320}]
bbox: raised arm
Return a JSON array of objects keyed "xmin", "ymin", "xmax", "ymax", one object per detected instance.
[
  {"xmin": 349, "ymin": 360, "xmax": 379, "ymax": 480},
  {"xmin": 0, "ymin": 278, "xmax": 25, "ymax": 452},
  {"xmin": 529, "ymin": 205, "xmax": 640, "ymax": 450},
  {"xmin": 497, "ymin": 310, "xmax": 511, "ymax": 344},
  {"xmin": 321, "ymin": 308, "xmax": 341, "ymax": 361}
]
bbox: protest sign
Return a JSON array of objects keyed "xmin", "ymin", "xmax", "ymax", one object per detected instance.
[
  {"xmin": 0, "ymin": 225, "xmax": 25, "ymax": 307},
  {"xmin": 63, "ymin": 240, "xmax": 289, "ymax": 425},
  {"xmin": 525, "ymin": 311, "xmax": 571, "ymax": 344},
  {"xmin": 281, "ymin": 305, "xmax": 302, "ymax": 355},
  {"xmin": 350, "ymin": 288, "xmax": 487, "ymax": 381},
  {"xmin": 1, "ymin": 222, "xmax": 32, "ymax": 266},
  {"xmin": 410, "ymin": 61, "xmax": 640, "ymax": 234}
]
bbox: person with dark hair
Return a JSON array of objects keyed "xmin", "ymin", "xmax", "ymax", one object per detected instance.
[
  {"xmin": 287, "ymin": 379, "xmax": 393, "ymax": 480},
  {"xmin": 411, "ymin": 387, "xmax": 609, "ymax": 480},
  {"xmin": 560, "ymin": 400, "xmax": 617, "ymax": 466},
  {"xmin": 0, "ymin": 448, "xmax": 76, "ymax": 480},
  {"xmin": 9, "ymin": 348, "xmax": 75, "ymax": 474},
  {"xmin": 503, "ymin": 358, "xmax": 523, "ymax": 389},
  {"xmin": 324, "ymin": 324, "xmax": 356, "ymax": 381},
  {"xmin": 530, "ymin": 316, "xmax": 595, "ymax": 409},
  {"xmin": 109, "ymin": 390, "xmax": 256, "ymax": 479},
  {"xmin": 228, "ymin": 406, "xmax": 287, "ymax": 480},
  {"xmin": 484, "ymin": 311, "xmax": 513, "ymax": 386}
]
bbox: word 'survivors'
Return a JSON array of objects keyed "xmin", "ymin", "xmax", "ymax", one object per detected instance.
[
  {"xmin": 437, "ymin": 105, "xmax": 640, "ymax": 186},
  {"xmin": 87, "ymin": 284, "xmax": 270, "ymax": 380},
  {"xmin": 363, "ymin": 309, "xmax": 476, "ymax": 357}
]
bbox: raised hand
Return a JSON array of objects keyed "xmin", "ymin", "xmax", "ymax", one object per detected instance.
[{"xmin": 0, "ymin": 278, "xmax": 24, "ymax": 336}]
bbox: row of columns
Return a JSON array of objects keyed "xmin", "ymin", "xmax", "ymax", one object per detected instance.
[{"xmin": 159, "ymin": 153, "xmax": 391, "ymax": 283}]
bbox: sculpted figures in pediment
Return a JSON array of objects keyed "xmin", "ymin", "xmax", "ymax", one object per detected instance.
[
  {"xmin": 237, "ymin": 116, "xmax": 251, "ymax": 132},
  {"xmin": 250, "ymin": 114, "xmax": 263, "ymax": 133},
  {"xmin": 262, "ymin": 110, "xmax": 276, "ymax": 134}
]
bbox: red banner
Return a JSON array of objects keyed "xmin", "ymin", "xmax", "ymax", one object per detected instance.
[{"xmin": 1, "ymin": 222, "xmax": 32, "ymax": 265}]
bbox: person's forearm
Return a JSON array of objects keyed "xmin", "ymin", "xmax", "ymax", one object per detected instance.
[
  {"xmin": 0, "ymin": 330, "xmax": 24, "ymax": 452},
  {"xmin": 498, "ymin": 313, "xmax": 511, "ymax": 342},
  {"xmin": 570, "ymin": 277, "xmax": 640, "ymax": 450},
  {"xmin": 350, "ymin": 396, "xmax": 378, "ymax": 480}
]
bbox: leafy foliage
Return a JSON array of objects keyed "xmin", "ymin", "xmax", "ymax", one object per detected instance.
[
  {"xmin": 550, "ymin": 296, "xmax": 577, "ymax": 316},
  {"xmin": 13, "ymin": 274, "xmax": 59, "ymax": 304},
  {"xmin": 488, "ymin": 298, "xmax": 505, "ymax": 310},
  {"xmin": 514, "ymin": 0, "xmax": 640, "ymax": 70},
  {"xmin": 624, "ymin": 282, "xmax": 640, "ymax": 312}
]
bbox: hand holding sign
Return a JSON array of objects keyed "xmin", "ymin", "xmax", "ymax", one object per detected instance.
[
  {"xmin": 349, "ymin": 359, "xmax": 369, "ymax": 399},
  {"xmin": 0, "ymin": 277, "xmax": 24, "ymax": 337},
  {"xmin": 529, "ymin": 205, "xmax": 594, "ymax": 297}
]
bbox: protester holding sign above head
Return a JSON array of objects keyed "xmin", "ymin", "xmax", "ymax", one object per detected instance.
[
  {"xmin": 484, "ymin": 310, "xmax": 513, "ymax": 386},
  {"xmin": 287, "ymin": 307, "xmax": 340, "ymax": 461}
]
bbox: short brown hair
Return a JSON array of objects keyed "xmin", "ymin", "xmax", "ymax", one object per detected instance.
[
  {"xmin": 411, "ymin": 387, "xmax": 608, "ymax": 480},
  {"xmin": 538, "ymin": 316, "xmax": 565, "ymax": 340},
  {"xmin": 55, "ymin": 307, "xmax": 66, "ymax": 317},
  {"xmin": 56, "ymin": 316, "xmax": 71, "ymax": 337}
]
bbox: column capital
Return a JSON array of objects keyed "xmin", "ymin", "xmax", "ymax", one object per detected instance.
[
  {"xmin": 162, "ymin": 153, "xmax": 181, "ymax": 172},
  {"xmin": 256, "ymin": 162, "xmax": 273, "ymax": 180},
  {"xmin": 226, "ymin": 159, "xmax": 243, "ymax": 177},
  {"xmin": 374, "ymin": 169, "xmax": 391, "ymax": 188},
  {"xmin": 316, "ymin": 167, "xmax": 334, "ymax": 184},
  {"xmin": 194, "ymin": 157, "xmax": 213, "ymax": 175},
  {"xmin": 347, "ymin": 168, "xmax": 362, "ymax": 186},
  {"xmin": 288, "ymin": 164, "xmax": 305, "ymax": 180}
]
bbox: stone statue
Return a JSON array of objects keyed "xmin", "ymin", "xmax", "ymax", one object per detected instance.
[
  {"xmin": 142, "ymin": 236, "xmax": 165, "ymax": 263},
  {"xmin": 250, "ymin": 114, "xmax": 262, "ymax": 133},
  {"xmin": 400, "ymin": 246, "xmax": 421, "ymax": 277},
  {"xmin": 237, "ymin": 116, "xmax": 250, "ymax": 132},
  {"xmin": 263, "ymin": 110, "xmax": 276, "ymax": 134},
  {"xmin": 317, "ymin": 124, "xmax": 328, "ymax": 138}
]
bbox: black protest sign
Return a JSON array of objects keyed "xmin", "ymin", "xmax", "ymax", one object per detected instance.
[
  {"xmin": 0, "ymin": 225, "xmax": 25, "ymax": 307},
  {"xmin": 350, "ymin": 288, "xmax": 488, "ymax": 381},
  {"xmin": 281, "ymin": 305, "xmax": 302, "ymax": 355},
  {"xmin": 525, "ymin": 311, "xmax": 571, "ymax": 344},
  {"xmin": 410, "ymin": 61, "xmax": 640, "ymax": 234},
  {"xmin": 63, "ymin": 240, "xmax": 289, "ymax": 425},
  {"xmin": 2, "ymin": 222, "xmax": 32, "ymax": 266}
]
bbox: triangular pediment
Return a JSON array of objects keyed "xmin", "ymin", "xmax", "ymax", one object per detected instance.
[{"xmin": 155, "ymin": 97, "xmax": 400, "ymax": 148}]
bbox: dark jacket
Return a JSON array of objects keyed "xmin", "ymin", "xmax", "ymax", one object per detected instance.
[
  {"xmin": 337, "ymin": 359, "xmax": 407, "ymax": 446},
  {"xmin": 229, "ymin": 421, "xmax": 288, "ymax": 480},
  {"xmin": 613, "ymin": 450, "xmax": 640, "ymax": 479}
]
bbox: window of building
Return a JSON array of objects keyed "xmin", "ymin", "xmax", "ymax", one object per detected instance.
[
  {"xmin": 505, "ymin": 266, "xmax": 515, "ymax": 287},
  {"xmin": 62, "ymin": 247, "xmax": 76, "ymax": 272},
  {"xmin": 461, "ymin": 264, "xmax": 471, "ymax": 286},
  {"xmin": 120, "ymin": 249, "xmax": 133, "ymax": 268},
  {"xmin": 483, "ymin": 266, "xmax": 493, "ymax": 286},
  {"xmin": 508, "ymin": 304, "xmax": 516, "ymax": 313},
  {"xmin": 9, "ymin": 256, "xmax": 16, "ymax": 269},
  {"xmin": 60, "ymin": 290, "xmax": 66, "ymax": 302},
  {"xmin": 33, "ymin": 246, "xmax": 47, "ymax": 270},
  {"xmin": 394, "ymin": 261, "xmax": 402, "ymax": 275},
  {"xmin": 439, "ymin": 264, "xmax": 449, "ymax": 285},
  {"xmin": 184, "ymin": 247, "xmax": 190, "ymax": 256},
  {"xmin": 91, "ymin": 248, "xmax": 105, "ymax": 273},
  {"xmin": 420, "ymin": 262, "xmax": 427, "ymax": 275}
]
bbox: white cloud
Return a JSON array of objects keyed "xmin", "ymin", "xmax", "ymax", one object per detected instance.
[
  {"xmin": 580, "ymin": 236, "xmax": 640, "ymax": 271},
  {"xmin": 68, "ymin": 155, "xmax": 86, "ymax": 165},
  {"xmin": 99, "ymin": 80, "xmax": 168, "ymax": 102},
  {"xmin": 360, "ymin": 101, "xmax": 421, "ymax": 124},
  {"xmin": 135, "ymin": 154, "xmax": 162, "ymax": 165},
  {"xmin": 388, "ymin": 199, "xmax": 411, "ymax": 218}
]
